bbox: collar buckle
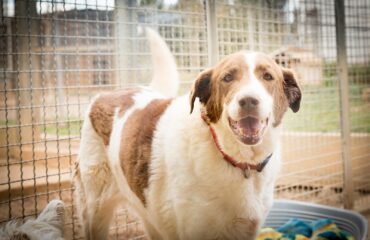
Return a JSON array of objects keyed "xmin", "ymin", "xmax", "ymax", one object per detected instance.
[{"xmin": 243, "ymin": 165, "xmax": 251, "ymax": 179}]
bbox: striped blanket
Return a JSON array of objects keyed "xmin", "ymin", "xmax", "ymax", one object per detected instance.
[{"xmin": 257, "ymin": 219, "xmax": 354, "ymax": 240}]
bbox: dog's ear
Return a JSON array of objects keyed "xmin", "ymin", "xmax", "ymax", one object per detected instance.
[
  {"xmin": 189, "ymin": 68, "xmax": 213, "ymax": 114},
  {"xmin": 282, "ymin": 68, "xmax": 301, "ymax": 113}
]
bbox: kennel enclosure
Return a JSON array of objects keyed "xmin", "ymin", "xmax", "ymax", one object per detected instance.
[{"xmin": 1, "ymin": 0, "xmax": 370, "ymax": 239}]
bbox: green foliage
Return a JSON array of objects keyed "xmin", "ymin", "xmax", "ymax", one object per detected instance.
[
  {"xmin": 322, "ymin": 62, "xmax": 337, "ymax": 87},
  {"xmin": 348, "ymin": 64, "xmax": 370, "ymax": 84},
  {"xmin": 323, "ymin": 61, "xmax": 370, "ymax": 85},
  {"xmin": 44, "ymin": 120, "xmax": 82, "ymax": 136},
  {"xmin": 283, "ymin": 84, "xmax": 370, "ymax": 133}
]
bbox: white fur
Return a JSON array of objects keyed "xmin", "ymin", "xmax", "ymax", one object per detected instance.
[
  {"xmin": 75, "ymin": 100, "xmax": 121, "ymax": 239},
  {"xmin": 75, "ymin": 30, "xmax": 283, "ymax": 240},
  {"xmin": 0, "ymin": 200, "xmax": 65, "ymax": 240},
  {"xmin": 107, "ymin": 90, "xmax": 164, "ymax": 239},
  {"xmin": 75, "ymin": 89, "xmax": 165, "ymax": 240},
  {"xmin": 227, "ymin": 53, "xmax": 273, "ymax": 121},
  {"xmin": 145, "ymin": 27, "xmax": 179, "ymax": 98},
  {"xmin": 146, "ymin": 94, "xmax": 281, "ymax": 240},
  {"xmin": 145, "ymin": 52, "xmax": 282, "ymax": 239}
]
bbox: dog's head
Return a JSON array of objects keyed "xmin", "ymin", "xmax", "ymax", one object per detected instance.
[{"xmin": 190, "ymin": 51, "xmax": 301, "ymax": 145}]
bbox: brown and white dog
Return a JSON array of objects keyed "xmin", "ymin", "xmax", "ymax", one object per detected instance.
[{"xmin": 74, "ymin": 28, "xmax": 301, "ymax": 240}]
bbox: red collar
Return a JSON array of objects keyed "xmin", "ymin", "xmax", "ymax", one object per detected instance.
[{"xmin": 201, "ymin": 112, "xmax": 272, "ymax": 178}]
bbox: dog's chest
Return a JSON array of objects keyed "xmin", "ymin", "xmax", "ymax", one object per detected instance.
[{"xmin": 184, "ymin": 171, "xmax": 271, "ymax": 238}]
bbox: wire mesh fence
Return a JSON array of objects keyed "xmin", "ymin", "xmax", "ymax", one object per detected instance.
[
  {"xmin": 0, "ymin": 0, "xmax": 369, "ymax": 239},
  {"xmin": 215, "ymin": 0, "xmax": 370, "ymax": 210}
]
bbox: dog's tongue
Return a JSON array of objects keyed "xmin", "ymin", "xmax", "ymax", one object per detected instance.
[{"xmin": 237, "ymin": 117, "xmax": 261, "ymax": 136}]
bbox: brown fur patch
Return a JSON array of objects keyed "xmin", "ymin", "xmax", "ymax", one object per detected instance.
[
  {"xmin": 190, "ymin": 53, "xmax": 247, "ymax": 122},
  {"xmin": 253, "ymin": 53, "xmax": 301, "ymax": 126},
  {"xmin": 89, "ymin": 88, "xmax": 138, "ymax": 145},
  {"xmin": 282, "ymin": 68, "xmax": 301, "ymax": 113},
  {"xmin": 119, "ymin": 98, "xmax": 173, "ymax": 204},
  {"xmin": 253, "ymin": 54, "xmax": 290, "ymax": 126},
  {"xmin": 189, "ymin": 51, "xmax": 301, "ymax": 126}
]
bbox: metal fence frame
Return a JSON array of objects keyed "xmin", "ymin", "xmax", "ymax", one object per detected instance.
[{"xmin": 334, "ymin": 0, "xmax": 353, "ymax": 210}]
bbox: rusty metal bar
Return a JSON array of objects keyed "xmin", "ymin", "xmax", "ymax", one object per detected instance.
[
  {"xmin": 335, "ymin": 0, "xmax": 354, "ymax": 209},
  {"xmin": 205, "ymin": 0, "xmax": 218, "ymax": 66}
]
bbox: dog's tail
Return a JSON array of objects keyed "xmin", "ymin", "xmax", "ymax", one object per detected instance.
[{"xmin": 140, "ymin": 27, "xmax": 179, "ymax": 98}]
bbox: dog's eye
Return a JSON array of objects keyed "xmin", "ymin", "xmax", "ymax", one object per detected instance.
[
  {"xmin": 263, "ymin": 72, "xmax": 273, "ymax": 81},
  {"xmin": 223, "ymin": 73, "xmax": 233, "ymax": 82}
]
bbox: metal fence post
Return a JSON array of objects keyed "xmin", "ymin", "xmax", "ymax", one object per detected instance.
[
  {"xmin": 115, "ymin": 0, "xmax": 136, "ymax": 87},
  {"xmin": 205, "ymin": 0, "xmax": 218, "ymax": 66},
  {"xmin": 15, "ymin": 0, "xmax": 40, "ymax": 143},
  {"xmin": 334, "ymin": 0, "xmax": 354, "ymax": 209}
]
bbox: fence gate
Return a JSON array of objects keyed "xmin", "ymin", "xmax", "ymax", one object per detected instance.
[{"xmin": 1, "ymin": 0, "xmax": 369, "ymax": 239}]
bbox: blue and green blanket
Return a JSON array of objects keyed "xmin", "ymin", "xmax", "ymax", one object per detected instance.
[{"xmin": 257, "ymin": 219, "xmax": 354, "ymax": 240}]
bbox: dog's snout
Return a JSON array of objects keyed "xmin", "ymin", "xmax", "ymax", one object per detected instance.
[{"xmin": 238, "ymin": 97, "xmax": 259, "ymax": 109}]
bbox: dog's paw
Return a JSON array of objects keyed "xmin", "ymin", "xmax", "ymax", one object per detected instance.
[{"xmin": 37, "ymin": 199, "xmax": 65, "ymax": 230}]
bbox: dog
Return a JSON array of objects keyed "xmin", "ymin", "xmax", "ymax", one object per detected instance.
[
  {"xmin": 74, "ymin": 28, "xmax": 301, "ymax": 240},
  {"xmin": 0, "ymin": 199, "xmax": 65, "ymax": 240}
]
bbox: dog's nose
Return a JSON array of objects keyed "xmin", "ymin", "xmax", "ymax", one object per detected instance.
[{"xmin": 239, "ymin": 97, "xmax": 259, "ymax": 109}]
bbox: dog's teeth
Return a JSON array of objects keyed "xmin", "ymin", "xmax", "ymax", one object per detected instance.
[{"xmin": 239, "ymin": 128, "xmax": 244, "ymax": 135}]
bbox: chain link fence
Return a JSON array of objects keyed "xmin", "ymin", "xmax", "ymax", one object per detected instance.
[{"xmin": 1, "ymin": 0, "xmax": 369, "ymax": 239}]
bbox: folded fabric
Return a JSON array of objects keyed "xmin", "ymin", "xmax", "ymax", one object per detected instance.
[{"xmin": 257, "ymin": 218, "xmax": 354, "ymax": 240}]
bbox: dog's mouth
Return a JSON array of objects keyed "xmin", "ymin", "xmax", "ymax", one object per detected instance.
[{"xmin": 228, "ymin": 116, "xmax": 268, "ymax": 145}]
